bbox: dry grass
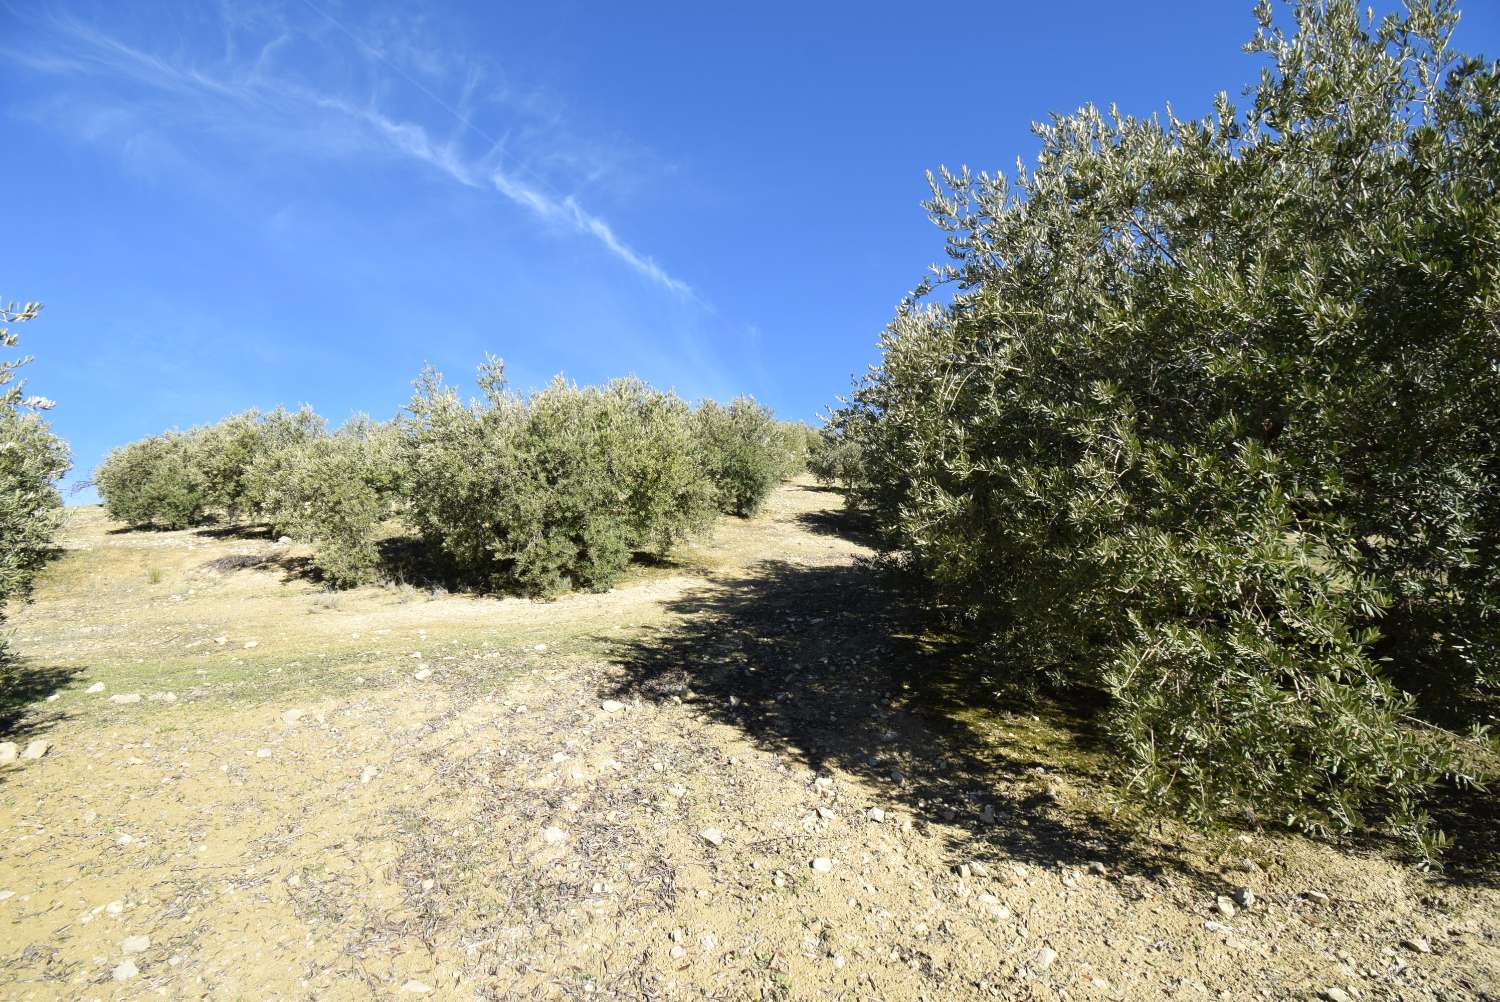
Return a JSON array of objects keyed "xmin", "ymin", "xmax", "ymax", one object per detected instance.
[{"xmin": 0, "ymin": 482, "xmax": 1496, "ymax": 1000}]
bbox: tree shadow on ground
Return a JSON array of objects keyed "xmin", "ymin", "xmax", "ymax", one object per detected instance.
[
  {"xmin": 0, "ymin": 656, "xmax": 81, "ymax": 743},
  {"xmin": 601, "ymin": 556, "xmax": 1220, "ymax": 891}
]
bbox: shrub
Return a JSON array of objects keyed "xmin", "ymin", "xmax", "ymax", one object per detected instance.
[
  {"xmin": 693, "ymin": 396, "xmax": 788, "ymax": 517},
  {"xmin": 253, "ymin": 417, "xmax": 400, "ymax": 586},
  {"xmin": 807, "ymin": 413, "xmax": 866, "ymax": 488},
  {"xmin": 402, "ymin": 361, "xmax": 716, "ymax": 595},
  {"xmin": 0, "ymin": 302, "xmax": 69, "ymax": 623},
  {"xmin": 198, "ymin": 406, "xmax": 325, "ymax": 519},
  {"xmin": 96, "ymin": 432, "xmax": 209, "ymax": 529},
  {"xmin": 841, "ymin": 0, "xmax": 1498, "ymax": 856}
]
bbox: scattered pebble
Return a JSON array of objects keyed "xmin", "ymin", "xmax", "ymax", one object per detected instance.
[
  {"xmin": 1232, "ymin": 886, "xmax": 1255, "ymax": 908},
  {"xmin": 112, "ymin": 959, "xmax": 138, "ymax": 981},
  {"xmin": 1035, "ymin": 946, "xmax": 1058, "ymax": 970},
  {"xmin": 866, "ymin": 807, "xmax": 885, "ymax": 822},
  {"xmin": 413, "ymin": 667, "xmax": 433, "ymax": 682},
  {"xmin": 1321, "ymin": 989, "xmax": 1351, "ymax": 1002},
  {"xmin": 281, "ymin": 708, "xmax": 305, "ymax": 725},
  {"xmin": 700, "ymin": 827, "xmax": 724, "ymax": 847},
  {"xmin": 601, "ymin": 700, "xmax": 625, "ymax": 713},
  {"xmin": 0, "ymin": 743, "xmax": 16, "ymax": 766},
  {"xmin": 1215, "ymin": 896, "xmax": 1237, "ymax": 918},
  {"xmin": 360, "ymin": 765, "xmax": 379, "ymax": 784},
  {"xmin": 86, "ymin": 682, "xmax": 105, "ymax": 694},
  {"xmin": 401, "ymin": 980, "xmax": 433, "ymax": 994},
  {"xmin": 121, "ymin": 935, "xmax": 150, "ymax": 955},
  {"xmin": 811, "ymin": 857, "xmax": 833, "ymax": 873},
  {"xmin": 1403, "ymin": 937, "xmax": 1431, "ymax": 954},
  {"xmin": 256, "ymin": 748, "xmax": 272, "ymax": 759},
  {"xmin": 109, "ymin": 694, "xmax": 142, "ymax": 704},
  {"xmin": 243, "ymin": 639, "xmax": 258, "ymax": 649},
  {"xmin": 542, "ymin": 826, "xmax": 568, "ymax": 845},
  {"xmin": 1086, "ymin": 861, "xmax": 1107, "ymax": 876}
]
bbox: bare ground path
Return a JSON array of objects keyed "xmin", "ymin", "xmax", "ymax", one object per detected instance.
[{"xmin": 1, "ymin": 483, "xmax": 1496, "ymax": 1000}]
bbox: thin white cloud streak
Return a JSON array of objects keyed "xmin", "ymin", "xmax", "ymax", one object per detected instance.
[{"xmin": 9, "ymin": 12, "xmax": 696, "ymax": 299}]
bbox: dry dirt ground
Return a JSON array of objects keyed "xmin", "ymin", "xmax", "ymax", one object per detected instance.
[{"xmin": 1, "ymin": 482, "xmax": 1497, "ymax": 1001}]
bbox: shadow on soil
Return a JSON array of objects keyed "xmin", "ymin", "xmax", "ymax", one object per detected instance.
[
  {"xmin": 602, "ymin": 553, "xmax": 1220, "ymax": 890},
  {"xmin": 0, "ymin": 656, "xmax": 82, "ymax": 743}
]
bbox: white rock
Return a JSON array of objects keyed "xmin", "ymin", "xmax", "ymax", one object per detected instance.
[
  {"xmin": 281, "ymin": 708, "xmax": 305, "ymax": 725},
  {"xmin": 413, "ymin": 667, "xmax": 433, "ymax": 681},
  {"xmin": 816, "ymin": 807, "xmax": 835, "ymax": 820},
  {"xmin": 0, "ymin": 743, "xmax": 17, "ymax": 765},
  {"xmin": 1215, "ymin": 895, "xmax": 1237, "ymax": 918},
  {"xmin": 1305, "ymin": 890, "xmax": 1331, "ymax": 905},
  {"xmin": 811, "ymin": 857, "xmax": 833, "ymax": 873},
  {"xmin": 243, "ymin": 639, "xmax": 258, "ymax": 649},
  {"xmin": 255, "ymin": 748, "xmax": 272, "ymax": 759},
  {"xmin": 121, "ymin": 935, "xmax": 149, "ymax": 955},
  {"xmin": 542, "ymin": 826, "xmax": 568, "ymax": 845},
  {"xmin": 1034, "ymin": 946, "xmax": 1058, "ymax": 970},
  {"xmin": 700, "ymin": 827, "xmax": 724, "ymax": 847},
  {"xmin": 113, "ymin": 959, "xmax": 138, "ymax": 981},
  {"xmin": 866, "ymin": 807, "xmax": 885, "ymax": 822},
  {"xmin": 533, "ymin": 644, "xmax": 548, "ymax": 652},
  {"xmin": 109, "ymin": 694, "xmax": 142, "ymax": 704},
  {"xmin": 20, "ymin": 740, "xmax": 50, "ymax": 761},
  {"xmin": 360, "ymin": 766, "xmax": 379, "ymax": 784},
  {"xmin": 106, "ymin": 900, "xmax": 124, "ymax": 914},
  {"xmin": 1321, "ymin": 989, "xmax": 1352, "ymax": 1002},
  {"xmin": 667, "ymin": 786, "xmax": 687, "ymax": 797},
  {"xmin": 86, "ymin": 682, "xmax": 106, "ymax": 694},
  {"xmin": 600, "ymin": 699, "xmax": 625, "ymax": 713},
  {"xmin": 1403, "ymin": 937, "xmax": 1432, "ymax": 954},
  {"xmin": 401, "ymin": 981, "xmax": 433, "ymax": 994},
  {"xmin": 669, "ymin": 945, "xmax": 686, "ymax": 959}
]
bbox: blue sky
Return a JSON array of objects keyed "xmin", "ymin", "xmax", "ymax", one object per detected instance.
[{"xmin": 6, "ymin": 1, "xmax": 1500, "ymax": 503}]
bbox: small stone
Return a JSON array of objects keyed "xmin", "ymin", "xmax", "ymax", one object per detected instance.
[
  {"xmin": 542, "ymin": 826, "xmax": 568, "ymax": 845},
  {"xmin": 669, "ymin": 945, "xmax": 685, "ymax": 959},
  {"xmin": 106, "ymin": 900, "xmax": 124, "ymax": 914},
  {"xmin": 700, "ymin": 827, "xmax": 724, "ymax": 847},
  {"xmin": 1403, "ymin": 937, "xmax": 1431, "ymax": 954},
  {"xmin": 110, "ymin": 694, "xmax": 142, "ymax": 704},
  {"xmin": 1235, "ymin": 858, "xmax": 1262, "ymax": 874},
  {"xmin": 360, "ymin": 765, "xmax": 379, "ymax": 784},
  {"xmin": 113, "ymin": 960, "xmax": 138, "ymax": 981},
  {"xmin": 281, "ymin": 708, "xmax": 305, "ymax": 725},
  {"xmin": 1304, "ymin": 890, "xmax": 1331, "ymax": 906},
  {"xmin": 667, "ymin": 786, "xmax": 687, "ymax": 797},
  {"xmin": 600, "ymin": 700, "xmax": 625, "ymax": 713},
  {"xmin": 255, "ymin": 748, "xmax": 272, "ymax": 759},
  {"xmin": 1086, "ymin": 861, "xmax": 1107, "ymax": 876},
  {"xmin": 121, "ymin": 935, "xmax": 150, "ymax": 955},
  {"xmin": 413, "ymin": 667, "xmax": 432, "ymax": 681},
  {"xmin": 1232, "ymin": 886, "xmax": 1255, "ymax": 908},
  {"xmin": 401, "ymin": 981, "xmax": 433, "ymax": 994},
  {"xmin": 699, "ymin": 932, "xmax": 717, "ymax": 950},
  {"xmin": 811, "ymin": 857, "xmax": 833, "ymax": 873},
  {"xmin": 1320, "ymin": 989, "xmax": 1351, "ymax": 1002},
  {"xmin": 816, "ymin": 807, "xmax": 835, "ymax": 820},
  {"xmin": 1215, "ymin": 896, "xmax": 1237, "ymax": 918},
  {"xmin": 832, "ymin": 954, "xmax": 846, "ymax": 970},
  {"xmin": 867, "ymin": 807, "xmax": 885, "ymax": 822},
  {"xmin": 86, "ymin": 682, "xmax": 105, "ymax": 694},
  {"xmin": 979, "ymin": 803, "xmax": 996, "ymax": 824},
  {"xmin": 243, "ymin": 639, "xmax": 258, "ymax": 649},
  {"xmin": 1034, "ymin": 946, "xmax": 1058, "ymax": 970},
  {"xmin": 0, "ymin": 743, "xmax": 16, "ymax": 765}
]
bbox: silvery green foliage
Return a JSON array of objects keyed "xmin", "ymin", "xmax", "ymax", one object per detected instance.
[
  {"xmin": 840, "ymin": 0, "xmax": 1497, "ymax": 858},
  {"xmin": 0, "ymin": 302, "xmax": 70, "ymax": 627},
  {"xmin": 402, "ymin": 360, "xmax": 717, "ymax": 596},
  {"xmin": 693, "ymin": 396, "xmax": 792, "ymax": 517},
  {"xmin": 95, "ymin": 431, "xmax": 208, "ymax": 529},
  {"xmin": 253, "ymin": 416, "xmax": 401, "ymax": 587}
]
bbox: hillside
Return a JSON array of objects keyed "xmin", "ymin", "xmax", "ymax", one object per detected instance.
[{"xmin": 1, "ymin": 481, "xmax": 1496, "ymax": 1000}]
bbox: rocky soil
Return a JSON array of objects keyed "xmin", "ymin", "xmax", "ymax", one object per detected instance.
[{"xmin": 0, "ymin": 483, "xmax": 1496, "ymax": 1000}]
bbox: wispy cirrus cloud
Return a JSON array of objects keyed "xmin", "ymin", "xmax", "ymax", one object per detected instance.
[{"xmin": 6, "ymin": 1, "xmax": 695, "ymax": 299}]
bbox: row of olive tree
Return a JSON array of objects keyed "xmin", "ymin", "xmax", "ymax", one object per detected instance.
[
  {"xmin": 0, "ymin": 302, "xmax": 70, "ymax": 650},
  {"xmin": 829, "ymin": 0, "xmax": 1499, "ymax": 859},
  {"xmin": 95, "ymin": 359, "xmax": 809, "ymax": 592}
]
